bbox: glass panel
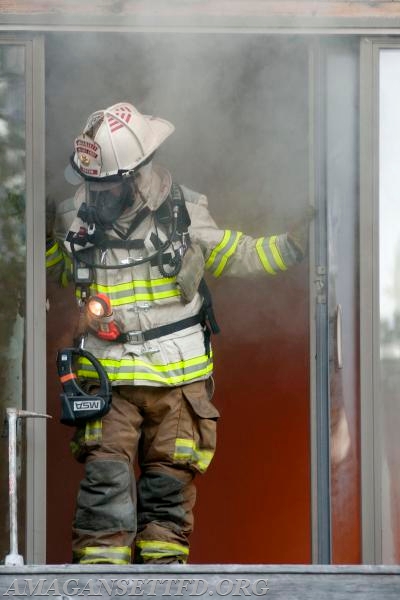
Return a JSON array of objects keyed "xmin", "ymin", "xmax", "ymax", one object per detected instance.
[
  {"xmin": 379, "ymin": 48, "xmax": 400, "ymax": 563},
  {"xmin": 326, "ymin": 42, "xmax": 361, "ymax": 563},
  {"xmin": 0, "ymin": 45, "xmax": 26, "ymax": 562}
]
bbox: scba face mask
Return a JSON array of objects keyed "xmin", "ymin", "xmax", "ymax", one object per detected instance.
[{"xmin": 79, "ymin": 180, "xmax": 133, "ymax": 228}]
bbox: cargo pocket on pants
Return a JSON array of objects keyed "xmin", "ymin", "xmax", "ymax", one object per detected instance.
[
  {"xmin": 174, "ymin": 382, "xmax": 220, "ymax": 474},
  {"xmin": 70, "ymin": 419, "xmax": 103, "ymax": 463}
]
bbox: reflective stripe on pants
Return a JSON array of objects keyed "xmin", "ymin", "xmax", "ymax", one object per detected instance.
[
  {"xmin": 135, "ymin": 540, "xmax": 189, "ymax": 564},
  {"xmin": 73, "ymin": 545, "xmax": 131, "ymax": 565}
]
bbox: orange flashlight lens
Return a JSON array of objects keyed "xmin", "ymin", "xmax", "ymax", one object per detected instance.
[{"xmin": 87, "ymin": 297, "xmax": 106, "ymax": 318}]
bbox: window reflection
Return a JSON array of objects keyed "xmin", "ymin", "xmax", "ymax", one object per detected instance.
[
  {"xmin": 379, "ymin": 49, "xmax": 400, "ymax": 563},
  {"xmin": 0, "ymin": 44, "xmax": 26, "ymax": 562}
]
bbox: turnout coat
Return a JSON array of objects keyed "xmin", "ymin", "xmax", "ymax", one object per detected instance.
[{"xmin": 46, "ymin": 164, "xmax": 300, "ymax": 388}]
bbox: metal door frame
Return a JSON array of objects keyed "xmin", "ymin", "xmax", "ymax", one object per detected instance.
[
  {"xmin": 26, "ymin": 34, "xmax": 46, "ymax": 565},
  {"xmin": 308, "ymin": 38, "xmax": 331, "ymax": 565}
]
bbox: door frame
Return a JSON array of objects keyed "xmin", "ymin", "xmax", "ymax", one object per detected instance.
[
  {"xmin": 2, "ymin": 23, "xmax": 370, "ymax": 565},
  {"xmin": 26, "ymin": 34, "xmax": 46, "ymax": 565}
]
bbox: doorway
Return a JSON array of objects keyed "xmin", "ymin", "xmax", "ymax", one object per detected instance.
[{"xmin": 45, "ymin": 32, "xmax": 312, "ymax": 564}]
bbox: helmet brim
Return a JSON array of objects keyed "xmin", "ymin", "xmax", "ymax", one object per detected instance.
[
  {"xmin": 64, "ymin": 163, "xmax": 84, "ymax": 186},
  {"xmin": 144, "ymin": 114, "xmax": 175, "ymax": 155}
]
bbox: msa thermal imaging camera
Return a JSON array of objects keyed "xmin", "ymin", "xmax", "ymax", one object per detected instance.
[{"xmin": 57, "ymin": 347, "xmax": 112, "ymax": 426}]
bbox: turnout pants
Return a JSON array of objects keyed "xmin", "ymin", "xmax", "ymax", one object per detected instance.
[{"xmin": 71, "ymin": 380, "xmax": 219, "ymax": 565}]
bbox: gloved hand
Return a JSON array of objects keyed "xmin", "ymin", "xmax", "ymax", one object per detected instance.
[{"xmin": 287, "ymin": 205, "xmax": 317, "ymax": 260}]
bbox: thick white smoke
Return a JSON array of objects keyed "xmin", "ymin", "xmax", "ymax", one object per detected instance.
[{"xmin": 45, "ymin": 32, "xmax": 309, "ymax": 235}]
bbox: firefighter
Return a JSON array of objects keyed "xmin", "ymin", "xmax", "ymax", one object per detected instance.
[{"xmin": 46, "ymin": 102, "xmax": 314, "ymax": 565}]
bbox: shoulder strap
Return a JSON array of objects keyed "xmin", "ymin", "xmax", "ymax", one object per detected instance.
[
  {"xmin": 173, "ymin": 182, "xmax": 191, "ymax": 234},
  {"xmin": 156, "ymin": 182, "xmax": 191, "ymax": 235},
  {"xmin": 172, "ymin": 184, "xmax": 220, "ymax": 337},
  {"xmin": 199, "ymin": 278, "xmax": 220, "ymax": 335}
]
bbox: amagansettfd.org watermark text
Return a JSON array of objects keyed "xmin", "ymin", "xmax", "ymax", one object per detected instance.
[{"xmin": 3, "ymin": 578, "xmax": 270, "ymax": 597}]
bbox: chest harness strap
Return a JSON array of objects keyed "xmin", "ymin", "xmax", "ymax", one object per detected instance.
[
  {"xmin": 70, "ymin": 182, "xmax": 220, "ymax": 351},
  {"xmin": 113, "ymin": 314, "xmax": 204, "ymax": 345}
]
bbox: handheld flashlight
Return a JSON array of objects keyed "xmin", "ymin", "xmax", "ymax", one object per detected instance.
[{"xmin": 86, "ymin": 293, "xmax": 120, "ymax": 341}]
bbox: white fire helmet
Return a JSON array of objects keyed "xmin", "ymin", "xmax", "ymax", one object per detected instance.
[{"xmin": 70, "ymin": 102, "xmax": 175, "ymax": 181}]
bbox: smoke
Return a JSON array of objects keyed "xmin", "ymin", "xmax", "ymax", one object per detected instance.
[
  {"xmin": 45, "ymin": 31, "xmax": 310, "ymax": 338},
  {"xmin": 45, "ymin": 32, "xmax": 309, "ymax": 232}
]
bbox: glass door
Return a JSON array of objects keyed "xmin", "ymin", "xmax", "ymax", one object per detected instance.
[
  {"xmin": 311, "ymin": 38, "xmax": 361, "ymax": 564},
  {"xmin": 325, "ymin": 40, "xmax": 361, "ymax": 564},
  {"xmin": 0, "ymin": 36, "xmax": 45, "ymax": 565},
  {"xmin": 0, "ymin": 41, "xmax": 28, "ymax": 564},
  {"xmin": 361, "ymin": 38, "xmax": 400, "ymax": 564},
  {"xmin": 379, "ymin": 47, "xmax": 400, "ymax": 563}
]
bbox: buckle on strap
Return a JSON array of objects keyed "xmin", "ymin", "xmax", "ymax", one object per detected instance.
[
  {"xmin": 118, "ymin": 314, "xmax": 205, "ymax": 346},
  {"xmin": 125, "ymin": 330, "xmax": 145, "ymax": 344}
]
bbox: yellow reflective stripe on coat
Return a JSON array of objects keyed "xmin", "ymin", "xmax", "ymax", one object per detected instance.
[
  {"xmin": 78, "ymin": 353, "xmax": 213, "ymax": 386},
  {"xmin": 46, "ymin": 241, "xmax": 64, "ymax": 268},
  {"xmin": 61, "ymin": 254, "xmax": 73, "ymax": 287},
  {"xmin": 174, "ymin": 438, "xmax": 215, "ymax": 473},
  {"xmin": 46, "ymin": 241, "xmax": 71, "ymax": 287},
  {"xmin": 256, "ymin": 235, "xmax": 288, "ymax": 274},
  {"xmin": 88, "ymin": 277, "xmax": 180, "ymax": 306},
  {"xmin": 73, "ymin": 545, "xmax": 131, "ymax": 565},
  {"xmin": 206, "ymin": 230, "xmax": 243, "ymax": 277},
  {"xmin": 136, "ymin": 540, "xmax": 188, "ymax": 562},
  {"xmin": 268, "ymin": 235, "xmax": 287, "ymax": 271}
]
